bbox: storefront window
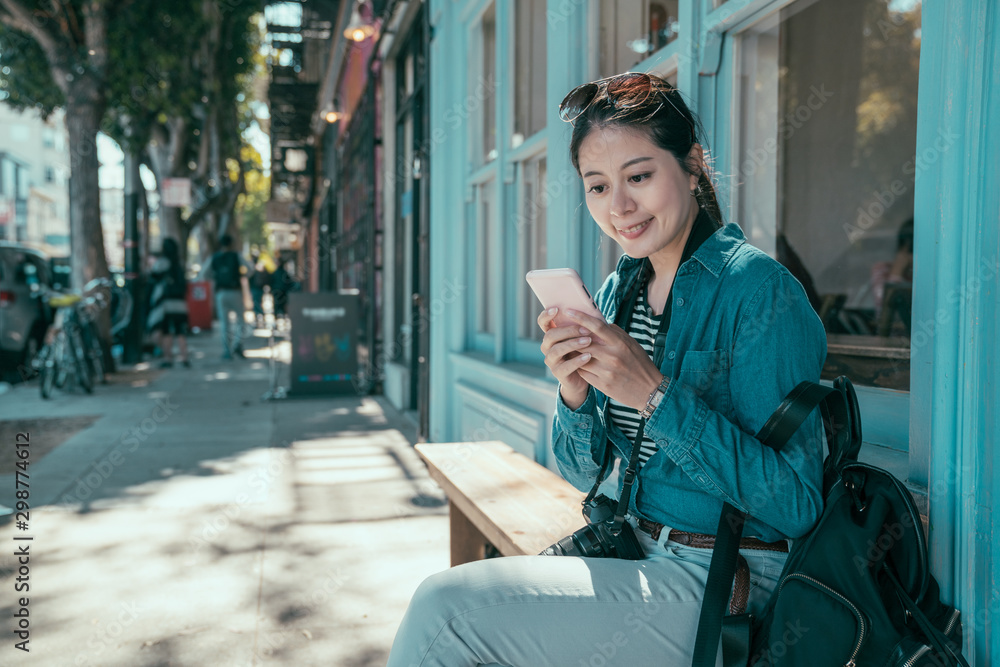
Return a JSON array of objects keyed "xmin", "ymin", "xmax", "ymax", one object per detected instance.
[
  {"xmin": 477, "ymin": 181, "xmax": 495, "ymax": 334},
  {"xmin": 598, "ymin": 0, "xmax": 680, "ymax": 77},
  {"xmin": 518, "ymin": 156, "xmax": 547, "ymax": 341},
  {"xmin": 479, "ymin": 4, "xmax": 497, "ymax": 164},
  {"xmin": 513, "ymin": 0, "xmax": 547, "ymax": 146},
  {"xmin": 737, "ymin": 0, "xmax": 921, "ymax": 391}
]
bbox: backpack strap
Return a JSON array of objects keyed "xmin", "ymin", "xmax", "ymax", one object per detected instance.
[
  {"xmin": 884, "ymin": 565, "xmax": 971, "ymax": 667},
  {"xmin": 691, "ymin": 378, "xmax": 853, "ymax": 667},
  {"xmin": 755, "ymin": 381, "xmax": 835, "ymax": 448}
]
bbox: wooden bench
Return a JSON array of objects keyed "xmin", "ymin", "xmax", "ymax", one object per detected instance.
[{"xmin": 415, "ymin": 441, "xmax": 589, "ymax": 566}]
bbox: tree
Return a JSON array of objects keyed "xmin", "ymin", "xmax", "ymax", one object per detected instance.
[
  {"xmin": 0, "ymin": 0, "xmax": 261, "ymax": 277},
  {"xmin": 0, "ymin": 0, "xmax": 116, "ymax": 289},
  {"xmin": 101, "ymin": 0, "xmax": 259, "ymax": 263}
]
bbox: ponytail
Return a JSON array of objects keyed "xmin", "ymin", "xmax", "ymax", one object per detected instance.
[{"xmin": 695, "ymin": 171, "xmax": 724, "ymax": 229}]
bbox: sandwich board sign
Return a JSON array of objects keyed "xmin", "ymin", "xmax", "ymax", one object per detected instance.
[{"xmin": 288, "ymin": 291, "xmax": 359, "ymax": 395}]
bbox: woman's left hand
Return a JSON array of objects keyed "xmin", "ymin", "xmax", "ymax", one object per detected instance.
[{"xmin": 562, "ymin": 309, "xmax": 666, "ymax": 411}]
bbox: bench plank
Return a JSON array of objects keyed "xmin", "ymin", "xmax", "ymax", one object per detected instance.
[{"xmin": 416, "ymin": 442, "xmax": 588, "ymax": 560}]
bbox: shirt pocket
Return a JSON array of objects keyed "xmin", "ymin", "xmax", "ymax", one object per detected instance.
[{"xmin": 676, "ymin": 349, "xmax": 731, "ymax": 416}]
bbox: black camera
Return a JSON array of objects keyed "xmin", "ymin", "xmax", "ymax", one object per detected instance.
[{"xmin": 539, "ymin": 494, "xmax": 645, "ymax": 560}]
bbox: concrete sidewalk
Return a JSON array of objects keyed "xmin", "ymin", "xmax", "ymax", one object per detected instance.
[{"xmin": 0, "ymin": 327, "xmax": 449, "ymax": 666}]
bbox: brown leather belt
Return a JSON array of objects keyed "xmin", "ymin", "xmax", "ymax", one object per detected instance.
[{"xmin": 637, "ymin": 518, "xmax": 789, "ymax": 553}]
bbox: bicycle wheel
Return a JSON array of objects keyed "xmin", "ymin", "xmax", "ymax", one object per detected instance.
[
  {"xmin": 86, "ymin": 324, "xmax": 106, "ymax": 384},
  {"xmin": 53, "ymin": 333, "xmax": 69, "ymax": 389},
  {"xmin": 38, "ymin": 346, "xmax": 56, "ymax": 399},
  {"xmin": 69, "ymin": 327, "xmax": 93, "ymax": 393}
]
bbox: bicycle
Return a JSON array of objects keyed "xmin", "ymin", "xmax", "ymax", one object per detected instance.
[
  {"xmin": 30, "ymin": 277, "xmax": 134, "ymax": 399},
  {"xmin": 31, "ymin": 285, "xmax": 93, "ymax": 398},
  {"xmin": 76, "ymin": 277, "xmax": 132, "ymax": 385}
]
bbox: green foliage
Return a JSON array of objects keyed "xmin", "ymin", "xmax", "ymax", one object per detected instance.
[
  {"xmin": 102, "ymin": 0, "xmax": 259, "ymax": 153},
  {"xmin": 1, "ymin": 0, "xmax": 268, "ymax": 255},
  {"xmin": 102, "ymin": 0, "xmax": 208, "ymax": 150},
  {"xmin": 1, "ymin": 0, "xmax": 261, "ymax": 156},
  {"xmin": 0, "ymin": 23, "xmax": 65, "ymax": 115},
  {"xmin": 240, "ymin": 176, "xmax": 271, "ymax": 249}
]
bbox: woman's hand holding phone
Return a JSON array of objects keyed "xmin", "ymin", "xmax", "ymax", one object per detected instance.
[
  {"xmin": 540, "ymin": 308, "xmax": 665, "ymax": 413},
  {"xmin": 538, "ymin": 307, "xmax": 595, "ymax": 411}
]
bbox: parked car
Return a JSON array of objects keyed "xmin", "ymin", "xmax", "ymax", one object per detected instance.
[{"xmin": 0, "ymin": 242, "xmax": 54, "ymax": 377}]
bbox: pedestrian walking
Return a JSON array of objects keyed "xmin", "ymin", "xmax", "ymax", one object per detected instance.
[
  {"xmin": 386, "ymin": 72, "xmax": 826, "ymax": 665},
  {"xmin": 250, "ymin": 255, "xmax": 271, "ymax": 327},
  {"xmin": 146, "ymin": 238, "xmax": 191, "ymax": 368},
  {"xmin": 270, "ymin": 259, "xmax": 294, "ymax": 325},
  {"xmin": 199, "ymin": 234, "xmax": 254, "ymax": 359}
]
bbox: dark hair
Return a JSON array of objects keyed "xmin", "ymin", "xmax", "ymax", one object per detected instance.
[
  {"xmin": 160, "ymin": 237, "xmax": 184, "ymax": 283},
  {"xmin": 219, "ymin": 234, "xmax": 233, "ymax": 249},
  {"xmin": 568, "ymin": 75, "xmax": 724, "ymax": 227},
  {"xmin": 161, "ymin": 237, "xmax": 180, "ymax": 265}
]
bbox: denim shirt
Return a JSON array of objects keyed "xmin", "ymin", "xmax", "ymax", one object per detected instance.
[{"xmin": 551, "ymin": 222, "xmax": 828, "ymax": 542}]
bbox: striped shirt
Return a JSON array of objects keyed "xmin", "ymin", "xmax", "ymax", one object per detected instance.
[{"xmin": 607, "ymin": 287, "xmax": 664, "ymax": 467}]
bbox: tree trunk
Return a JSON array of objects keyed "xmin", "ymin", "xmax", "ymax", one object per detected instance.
[
  {"xmin": 139, "ymin": 177, "xmax": 151, "ymax": 264},
  {"xmin": 65, "ymin": 88, "xmax": 110, "ymax": 289}
]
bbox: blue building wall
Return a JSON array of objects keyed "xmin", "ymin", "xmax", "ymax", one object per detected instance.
[
  {"xmin": 425, "ymin": 0, "xmax": 997, "ymax": 659},
  {"xmin": 910, "ymin": 2, "xmax": 999, "ymax": 662}
]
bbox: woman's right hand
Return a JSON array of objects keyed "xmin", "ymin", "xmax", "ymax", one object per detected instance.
[{"xmin": 538, "ymin": 308, "xmax": 595, "ymax": 411}]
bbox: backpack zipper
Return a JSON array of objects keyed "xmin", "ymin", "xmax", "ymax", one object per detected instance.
[
  {"xmin": 943, "ymin": 607, "xmax": 960, "ymax": 636},
  {"xmin": 778, "ymin": 573, "xmax": 866, "ymax": 667},
  {"xmin": 902, "ymin": 644, "xmax": 931, "ymax": 667}
]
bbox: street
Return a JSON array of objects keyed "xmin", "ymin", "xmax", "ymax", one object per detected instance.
[{"xmin": 0, "ymin": 328, "xmax": 448, "ymax": 666}]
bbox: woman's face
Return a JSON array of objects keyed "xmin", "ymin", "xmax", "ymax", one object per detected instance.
[{"xmin": 578, "ymin": 126, "xmax": 701, "ymax": 263}]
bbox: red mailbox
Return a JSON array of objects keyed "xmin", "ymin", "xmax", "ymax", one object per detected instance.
[{"xmin": 187, "ymin": 280, "xmax": 213, "ymax": 332}]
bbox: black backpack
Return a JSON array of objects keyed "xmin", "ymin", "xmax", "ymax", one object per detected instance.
[
  {"xmin": 693, "ymin": 377, "xmax": 969, "ymax": 667},
  {"xmin": 212, "ymin": 251, "xmax": 241, "ymax": 289}
]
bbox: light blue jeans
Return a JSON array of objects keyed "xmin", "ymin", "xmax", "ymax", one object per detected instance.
[
  {"xmin": 215, "ymin": 288, "xmax": 245, "ymax": 356},
  {"xmin": 386, "ymin": 521, "xmax": 788, "ymax": 667}
]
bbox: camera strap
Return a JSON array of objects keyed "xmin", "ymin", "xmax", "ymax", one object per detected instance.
[
  {"xmin": 599, "ymin": 262, "xmax": 673, "ymax": 536},
  {"xmin": 584, "ymin": 211, "xmax": 714, "ymax": 535}
]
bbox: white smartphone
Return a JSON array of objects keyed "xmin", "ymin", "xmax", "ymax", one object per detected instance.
[{"xmin": 525, "ymin": 268, "xmax": 606, "ymax": 328}]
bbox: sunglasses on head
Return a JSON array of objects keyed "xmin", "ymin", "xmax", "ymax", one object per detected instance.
[{"xmin": 558, "ymin": 72, "xmax": 695, "ymax": 140}]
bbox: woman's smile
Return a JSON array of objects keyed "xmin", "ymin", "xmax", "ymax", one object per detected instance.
[{"xmin": 616, "ymin": 216, "xmax": 654, "ymax": 239}]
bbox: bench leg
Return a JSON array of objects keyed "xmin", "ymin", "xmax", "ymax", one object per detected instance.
[{"xmin": 449, "ymin": 501, "xmax": 487, "ymax": 566}]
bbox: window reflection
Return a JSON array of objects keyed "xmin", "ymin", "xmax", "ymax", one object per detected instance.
[
  {"xmin": 599, "ymin": 1, "xmax": 680, "ymax": 78},
  {"xmin": 738, "ymin": 0, "xmax": 921, "ymax": 391}
]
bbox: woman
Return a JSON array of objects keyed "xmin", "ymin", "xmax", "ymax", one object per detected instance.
[
  {"xmin": 386, "ymin": 73, "xmax": 826, "ymax": 665},
  {"xmin": 147, "ymin": 238, "xmax": 191, "ymax": 368}
]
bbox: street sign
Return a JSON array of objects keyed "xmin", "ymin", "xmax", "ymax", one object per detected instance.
[
  {"xmin": 161, "ymin": 178, "xmax": 192, "ymax": 207},
  {"xmin": 288, "ymin": 291, "xmax": 360, "ymax": 395}
]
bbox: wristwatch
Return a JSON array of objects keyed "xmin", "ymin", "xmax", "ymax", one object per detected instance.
[{"xmin": 638, "ymin": 375, "xmax": 670, "ymax": 419}]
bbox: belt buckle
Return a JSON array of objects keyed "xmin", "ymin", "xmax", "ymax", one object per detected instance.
[
  {"xmin": 668, "ymin": 531, "xmax": 692, "ymax": 546},
  {"xmin": 636, "ymin": 518, "xmax": 663, "ymax": 542}
]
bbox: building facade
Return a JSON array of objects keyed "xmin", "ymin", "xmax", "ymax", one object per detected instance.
[
  {"xmin": 0, "ymin": 105, "xmax": 70, "ymax": 255},
  {"xmin": 424, "ymin": 0, "xmax": 997, "ymax": 662},
  {"xmin": 285, "ymin": 1, "xmax": 995, "ymax": 657}
]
